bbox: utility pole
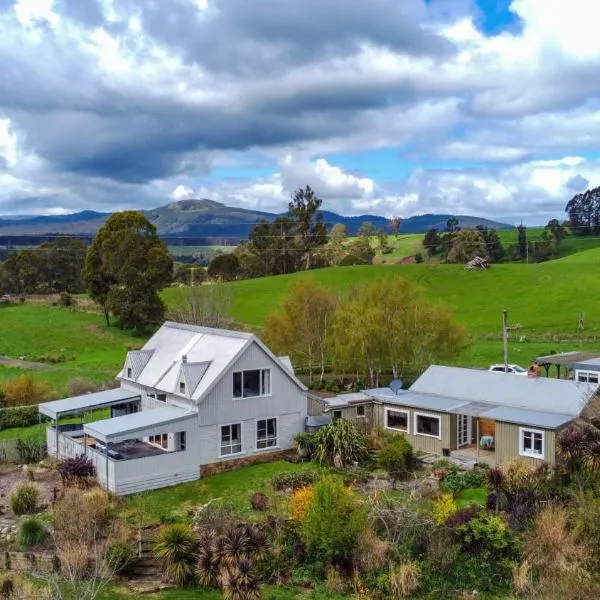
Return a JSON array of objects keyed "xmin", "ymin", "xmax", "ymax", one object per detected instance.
[{"xmin": 502, "ymin": 310, "xmax": 509, "ymax": 373}]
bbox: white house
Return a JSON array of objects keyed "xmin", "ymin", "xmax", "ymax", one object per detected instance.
[{"xmin": 39, "ymin": 322, "xmax": 308, "ymax": 495}]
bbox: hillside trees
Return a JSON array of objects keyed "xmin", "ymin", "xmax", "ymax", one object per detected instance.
[
  {"xmin": 264, "ymin": 280, "xmax": 337, "ymax": 384},
  {"xmin": 207, "ymin": 253, "xmax": 241, "ymax": 281},
  {"xmin": 565, "ymin": 185, "xmax": 600, "ymax": 235},
  {"xmin": 446, "ymin": 229, "xmax": 488, "ymax": 263},
  {"xmin": 84, "ymin": 211, "xmax": 172, "ymax": 330}
]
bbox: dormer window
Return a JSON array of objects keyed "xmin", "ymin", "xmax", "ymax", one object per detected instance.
[
  {"xmin": 127, "ymin": 367, "xmax": 132, "ymax": 379},
  {"xmin": 179, "ymin": 381, "xmax": 186, "ymax": 394}
]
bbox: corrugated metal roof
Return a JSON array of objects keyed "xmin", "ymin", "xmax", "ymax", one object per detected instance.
[
  {"xmin": 127, "ymin": 350, "xmax": 154, "ymax": 380},
  {"xmin": 410, "ymin": 365, "xmax": 597, "ymax": 417},
  {"xmin": 278, "ymin": 356, "xmax": 294, "ymax": 374},
  {"xmin": 480, "ymin": 406, "xmax": 574, "ymax": 429},
  {"xmin": 366, "ymin": 388, "xmax": 467, "ymax": 412},
  {"xmin": 39, "ymin": 388, "xmax": 140, "ymax": 420},
  {"xmin": 306, "ymin": 414, "xmax": 332, "ymax": 427},
  {"xmin": 573, "ymin": 358, "xmax": 600, "ymax": 370},
  {"xmin": 84, "ymin": 406, "xmax": 195, "ymax": 444},
  {"xmin": 535, "ymin": 351, "xmax": 600, "ymax": 366},
  {"xmin": 323, "ymin": 392, "xmax": 372, "ymax": 409},
  {"xmin": 181, "ymin": 361, "xmax": 211, "ymax": 396}
]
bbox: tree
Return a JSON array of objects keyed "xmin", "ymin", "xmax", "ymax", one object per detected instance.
[
  {"xmin": 263, "ymin": 280, "xmax": 337, "ymax": 383},
  {"xmin": 287, "ymin": 185, "xmax": 328, "ymax": 270},
  {"xmin": 446, "ymin": 217, "xmax": 459, "ymax": 233},
  {"xmin": 390, "ymin": 216, "xmax": 402, "ymax": 238},
  {"xmin": 517, "ymin": 225, "xmax": 527, "ymax": 261},
  {"xmin": 422, "ymin": 228, "xmax": 441, "ymax": 256},
  {"xmin": 328, "ymin": 223, "xmax": 347, "ymax": 266},
  {"xmin": 546, "ymin": 218, "xmax": 565, "ymax": 246},
  {"xmin": 378, "ymin": 435, "xmax": 414, "ymax": 487},
  {"xmin": 357, "ymin": 221, "xmax": 377, "ymax": 238},
  {"xmin": 531, "ymin": 230, "xmax": 557, "ymax": 262},
  {"xmin": 84, "ymin": 211, "xmax": 172, "ymax": 329},
  {"xmin": 376, "ymin": 229, "xmax": 392, "ymax": 254},
  {"xmin": 173, "ymin": 263, "xmax": 206, "ymax": 285},
  {"xmin": 167, "ymin": 282, "xmax": 232, "ymax": 328},
  {"xmin": 476, "ymin": 226, "xmax": 504, "ymax": 263},
  {"xmin": 207, "ymin": 253, "xmax": 241, "ymax": 281},
  {"xmin": 340, "ymin": 237, "xmax": 375, "ymax": 265},
  {"xmin": 565, "ymin": 185, "xmax": 600, "ymax": 235},
  {"xmin": 446, "ymin": 229, "xmax": 488, "ymax": 263},
  {"xmin": 328, "ymin": 278, "xmax": 467, "ymax": 386}
]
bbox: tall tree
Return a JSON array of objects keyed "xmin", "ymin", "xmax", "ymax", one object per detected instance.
[
  {"xmin": 207, "ymin": 253, "xmax": 241, "ymax": 281},
  {"xmin": 84, "ymin": 211, "xmax": 172, "ymax": 329},
  {"xmin": 422, "ymin": 227, "xmax": 441, "ymax": 256},
  {"xmin": 546, "ymin": 218, "xmax": 565, "ymax": 246},
  {"xmin": 287, "ymin": 186, "xmax": 328, "ymax": 270},
  {"xmin": 328, "ymin": 223, "xmax": 347, "ymax": 266},
  {"xmin": 446, "ymin": 229, "xmax": 488, "ymax": 264},
  {"xmin": 517, "ymin": 225, "xmax": 528, "ymax": 261},
  {"xmin": 329, "ymin": 278, "xmax": 467, "ymax": 386},
  {"xmin": 446, "ymin": 217, "xmax": 460, "ymax": 233},
  {"xmin": 390, "ymin": 216, "xmax": 402, "ymax": 238},
  {"xmin": 357, "ymin": 221, "xmax": 377, "ymax": 238},
  {"xmin": 263, "ymin": 280, "xmax": 337, "ymax": 384},
  {"xmin": 476, "ymin": 226, "xmax": 504, "ymax": 263},
  {"xmin": 565, "ymin": 186, "xmax": 600, "ymax": 235}
]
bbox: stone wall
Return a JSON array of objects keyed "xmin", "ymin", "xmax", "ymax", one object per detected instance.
[
  {"xmin": 3, "ymin": 551, "xmax": 59, "ymax": 574},
  {"xmin": 200, "ymin": 449, "xmax": 297, "ymax": 477}
]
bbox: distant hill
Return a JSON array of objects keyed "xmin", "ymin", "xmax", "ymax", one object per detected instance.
[{"xmin": 0, "ymin": 199, "xmax": 513, "ymax": 245}]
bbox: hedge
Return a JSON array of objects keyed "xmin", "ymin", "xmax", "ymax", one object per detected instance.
[{"xmin": 0, "ymin": 406, "xmax": 40, "ymax": 431}]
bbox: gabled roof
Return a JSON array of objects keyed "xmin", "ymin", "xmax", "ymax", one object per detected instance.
[
  {"xmin": 118, "ymin": 322, "xmax": 307, "ymax": 401},
  {"xmin": 125, "ymin": 350, "xmax": 154, "ymax": 380}
]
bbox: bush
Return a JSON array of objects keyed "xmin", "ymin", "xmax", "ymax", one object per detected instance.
[
  {"xmin": 389, "ymin": 560, "xmax": 421, "ymax": 598},
  {"xmin": 17, "ymin": 516, "xmax": 48, "ymax": 548},
  {"xmin": 378, "ymin": 435, "xmax": 413, "ymax": 484},
  {"xmin": 10, "ymin": 482, "xmax": 40, "ymax": 516},
  {"xmin": 250, "ymin": 492, "xmax": 269, "ymax": 511},
  {"xmin": 299, "ymin": 477, "xmax": 367, "ymax": 564},
  {"xmin": 67, "ymin": 378, "xmax": 99, "ymax": 397},
  {"xmin": 58, "ymin": 292, "xmax": 73, "ymax": 308},
  {"xmin": 57, "ymin": 455, "xmax": 96, "ymax": 487},
  {"xmin": 0, "ymin": 406, "xmax": 39, "ymax": 431},
  {"xmin": 433, "ymin": 493, "xmax": 456, "ymax": 525},
  {"xmin": 311, "ymin": 418, "xmax": 369, "ymax": 466},
  {"xmin": 463, "ymin": 467, "xmax": 487, "ymax": 488},
  {"xmin": 153, "ymin": 524, "xmax": 197, "ymax": 585},
  {"xmin": 16, "ymin": 437, "xmax": 46, "ymax": 464},
  {"xmin": 439, "ymin": 471, "xmax": 465, "ymax": 494},
  {"xmin": 290, "ymin": 486, "xmax": 314, "ymax": 521},
  {"xmin": 414, "ymin": 252, "xmax": 424, "ymax": 263},
  {"xmin": 502, "ymin": 457, "xmax": 537, "ymax": 497},
  {"xmin": 455, "ymin": 513, "xmax": 516, "ymax": 560},
  {"xmin": 106, "ymin": 541, "xmax": 136, "ymax": 574},
  {"xmin": 2, "ymin": 374, "xmax": 53, "ymax": 408},
  {"xmin": 271, "ymin": 470, "xmax": 320, "ymax": 491}
]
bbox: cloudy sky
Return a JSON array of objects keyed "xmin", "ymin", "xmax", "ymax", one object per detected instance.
[{"xmin": 0, "ymin": 0, "xmax": 599, "ymax": 224}]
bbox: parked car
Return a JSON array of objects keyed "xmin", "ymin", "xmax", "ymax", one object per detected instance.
[{"xmin": 488, "ymin": 364, "xmax": 528, "ymax": 376}]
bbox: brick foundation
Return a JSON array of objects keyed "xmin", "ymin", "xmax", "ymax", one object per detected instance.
[{"xmin": 200, "ymin": 448, "xmax": 297, "ymax": 477}]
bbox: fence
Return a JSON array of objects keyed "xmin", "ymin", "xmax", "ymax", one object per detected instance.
[{"xmin": 0, "ymin": 438, "xmax": 20, "ymax": 463}]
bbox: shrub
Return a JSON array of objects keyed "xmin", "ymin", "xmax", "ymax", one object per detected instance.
[
  {"xmin": 463, "ymin": 467, "xmax": 487, "ymax": 488},
  {"xmin": 445, "ymin": 505, "xmax": 478, "ymax": 530},
  {"xmin": 311, "ymin": 418, "xmax": 369, "ymax": 466},
  {"xmin": 299, "ymin": 477, "xmax": 367, "ymax": 564},
  {"xmin": 106, "ymin": 541, "xmax": 136, "ymax": 574},
  {"xmin": 2, "ymin": 374, "xmax": 53, "ymax": 408},
  {"xmin": 378, "ymin": 435, "xmax": 413, "ymax": 485},
  {"xmin": 153, "ymin": 524, "xmax": 197, "ymax": 585},
  {"xmin": 250, "ymin": 492, "xmax": 269, "ymax": 511},
  {"xmin": 426, "ymin": 529, "xmax": 460, "ymax": 576},
  {"xmin": 0, "ymin": 406, "xmax": 39, "ymax": 431},
  {"xmin": 352, "ymin": 528, "xmax": 389, "ymax": 574},
  {"xmin": 58, "ymin": 292, "xmax": 73, "ymax": 308},
  {"xmin": 57, "ymin": 455, "xmax": 96, "ymax": 487},
  {"xmin": 414, "ymin": 252, "xmax": 424, "ymax": 263},
  {"xmin": 502, "ymin": 457, "xmax": 537, "ymax": 497},
  {"xmin": 325, "ymin": 566, "xmax": 345, "ymax": 593},
  {"xmin": 290, "ymin": 486, "xmax": 314, "ymax": 521},
  {"xmin": 271, "ymin": 470, "xmax": 320, "ymax": 491},
  {"xmin": 293, "ymin": 433, "xmax": 316, "ymax": 458},
  {"xmin": 10, "ymin": 482, "xmax": 40, "ymax": 516},
  {"xmin": 433, "ymin": 493, "xmax": 456, "ymax": 525},
  {"xmin": 17, "ymin": 516, "xmax": 48, "ymax": 548},
  {"xmin": 439, "ymin": 471, "xmax": 465, "ymax": 494},
  {"xmin": 455, "ymin": 513, "xmax": 516, "ymax": 560},
  {"xmin": 84, "ymin": 488, "xmax": 112, "ymax": 529},
  {"xmin": 67, "ymin": 378, "xmax": 99, "ymax": 397},
  {"xmin": 16, "ymin": 437, "xmax": 46, "ymax": 464},
  {"xmin": 389, "ymin": 560, "xmax": 421, "ymax": 598}
]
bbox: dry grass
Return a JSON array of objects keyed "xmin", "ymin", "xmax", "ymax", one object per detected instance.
[{"xmin": 389, "ymin": 560, "xmax": 420, "ymax": 599}]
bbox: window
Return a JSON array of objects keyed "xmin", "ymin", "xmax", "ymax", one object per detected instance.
[
  {"xmin": 233, "ymin": 369, "xmax": 271, "ymax": 398},
  {"xmin": 157, "ymin": 394, "xmax": 167, "ymax": 402},
  {"xmin": 520, "ymin": 427, "xmax": 544, "ymax": 458},
  {"xmin": 149, "ymin": 433, "xmax": 168, "ymax": 449},
  {"xmin": 356, "ymin": 405, "xmax": 365, "ymax": 418},
  {"xmin": 257, "ymin": 418, "xmax": 277, "ymax": 449},
  {"xmin": 386, "ymin": 408, "xmax": 409, "ymax": 432},
  {"xmin": 178, "ymin": 431, "xmax": 186, "ymax": 451},
  {"xmin": 415, "ymin": 412, "xmax": 441, "ymax": 438},
  {"xmin": 220, "ymin": 423, "xmax": 242, "ymax": 456},
  {"xmin": 127, "ymin": 367, "xmax": 132, "ymax": 378},
  {"xmin": 577, "ymin": 371, "xmax": 599, "ymax": 384},
  {"xmin": 179, "ymin": 381, "xmax": 186, "ymax": 394}
]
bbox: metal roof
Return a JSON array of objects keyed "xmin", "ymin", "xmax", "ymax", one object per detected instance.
[
  {"xmin": 367, "ymin": 388, "xmax": 466, "ymax": 412},
  {"xmin": 118, "ymin": 322, "xmax": 306, "ymax": 402},
  {"xmin": 39, "ymin": 388, "xmax": 140, "ymax": 420},
  {"xmin": 323, "ymin": 392, "xmax": 372, "ymax": 409},
  {"xmin": 83, "ymin": 406, "xmax": 196, "ymax": 444},
  {"xmin": 535, "ymin": 351, "xmax": 600, "ymax": 366},
  {"xmin": 573, "ymin": 358, "xmax": 600, "ymax": 370},
  {"xmin": 278, "ymin": 356, "xmax": 294, "ymax": 375},
  {"xmin": 410, "ymin": 365, "xmax": 597, "ymax": 417},
  {"xmin": 306, "ymin": 414, "xmax": 332, "ymax": 428},
  {"xmin": 480, "ymin": 406, "xmax": 574, "ymax": 429}
]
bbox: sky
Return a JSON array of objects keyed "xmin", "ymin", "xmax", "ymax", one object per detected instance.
[{"xmin": 0, "ymin": 0, "xmax": 599, "ymax": 224}]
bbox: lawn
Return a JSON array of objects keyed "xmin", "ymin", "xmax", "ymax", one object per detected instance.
[
  {"xmin": 456, "ymin": 486, "xmax": 488, "ymax": 508},
  {"xmin": 123, "ymin": 460, "xmax": 327, "ymax": 525}
]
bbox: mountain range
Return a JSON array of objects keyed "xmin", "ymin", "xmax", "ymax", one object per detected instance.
[{"xmin": 0, "ymin": 199, "xmax": 513, "ymax": 245}]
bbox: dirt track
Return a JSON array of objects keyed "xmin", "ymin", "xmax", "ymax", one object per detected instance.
[{"xmin": 0, "ymin": 356, "xmax": 51, "ymax": 370}]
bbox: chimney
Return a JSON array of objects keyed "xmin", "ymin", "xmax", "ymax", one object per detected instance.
[{"xmin": 182, "ymin": 354, "xmax": 187, "ymax": 364}]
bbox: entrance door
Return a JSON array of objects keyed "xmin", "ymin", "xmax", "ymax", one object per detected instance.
[{"xmin": 457, "ymin": 414, "xmax": 471, "ymax": 448}]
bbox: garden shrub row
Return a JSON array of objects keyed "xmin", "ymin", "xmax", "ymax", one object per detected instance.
[{"xmin": 0, "ymin": 406, "xmax": 40, "ymax": 431}]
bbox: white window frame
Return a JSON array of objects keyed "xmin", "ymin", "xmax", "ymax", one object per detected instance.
[
  {"xmin": 179, "ymin": 381, "xmax": 186, "ymax": 394},
  {"xmin": 256, "ymin": 417, "xmax": 278, "ymax": 450},
  {"xmin": 577, "ymin": 370, "xmax": 599, "ymax": 384},
  {"xmin": 233, "ymin": 369, "xmax": 272, "ymax": 399},
  {"xmin": 414, "ymin": 411, "xmax": 442, "ymax": 440},
  {"xmin": 519, "ymin": 427, "xmax": 545, "ymax": 459},
  {"xmin": 385, "ymin": 407, "xmax": 409, "ymax": 433},
  {"xmin": 148, "ymin": 433, "xmax": 169, "ymax": 450},
  {"xmin": 219, "ymin": 422, "xmax": 243, "ymax": 457}
]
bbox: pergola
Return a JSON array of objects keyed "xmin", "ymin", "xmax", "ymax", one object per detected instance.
[{"xmin": 534, "ymin": 351, "xmax": 600, "ymax": 379}]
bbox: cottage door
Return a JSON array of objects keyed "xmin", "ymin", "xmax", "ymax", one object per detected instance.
[{"xmin": 457, "ymin": 414, "xmax": 471, "ymax": 448}]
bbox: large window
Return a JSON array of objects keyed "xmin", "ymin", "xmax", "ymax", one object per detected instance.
[
  {"xmin": 257, "ymin": 418, "xmax": 277, "ymax": 449},
  {"xmin": 356, "ymin": 405, "xmax": 365, "ymax": 418},
  {"xmin": 520, "ymin": 427, "xmax": 544, "ymax": 459},
  {"xmin": 415, "ymin": 412, "xmax": 441, "ymax": 439},
  {"xmin": 220, "ymin": 423, "xmax": 242, "ymax": 456},
  {"xmin": 385, "ymin": 408, "xmax": 409, "ymax": 432},
  {"xmin": 233, "ymin": 369, "xmax": 271, "ymax": 398},
  {"xmin": 577, "ymin": 371, "xmax": 599, "ymax": 384},
  {"xmin": 149, "ymin": 433, "xmax": 168, "ymax": 449},
  {"xmin": 148, "ymin": 393, "xmax": 167, "ymax": 403}
]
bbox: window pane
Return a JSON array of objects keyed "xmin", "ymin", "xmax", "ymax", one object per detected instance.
[
  {"xmin": 243, "ymin": 370, "xmax": 261, "ymax": 397},
  {"xmin": 231, "ymin": 424, "xmax": 241, "ymax": 443},
  {"xmin": 232, "ymin": 442, "xmax": 242, "ymax": 454},
  {"xmin": 157, "ymin": 394, "xmax": 166, "ymax": 402},
  {"xmin": 262, "ymin": 370, "xmax": 271, "ymax": 395},
  {"xmin": 387, "ymin": 410, "xmax": 407, "ymax": 430},
  {"xmin": 590, "ymin": 374, "xmax": 599, "ymax": 383},
  {"xmin": 257, "ymin": 421, "xmax": 266, "ymax": 438},
  {"xmin": 233, "ymin": 372, "xmax": 243, "ymax": 398},
  {"xmin": 533, "ymin": 433, "xmax": 543, "ymax": 453},
  {"xmin": 356, "ymin": 405, "xmax": 365, "ymax": 417},
  {"xmin": 221, "ymin": 425, "xmax": 230, "ymax": 444},
  {"xmin": 416, "ymin": 415, "xmax": 440, "ymax": 436},
  {"xmin": 523, "ymin": 431, "xmax": 532, "ymax": 450},
  {"xmin": 267, "ymin": 418, "xmax": 276, "ymax": 437}
]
